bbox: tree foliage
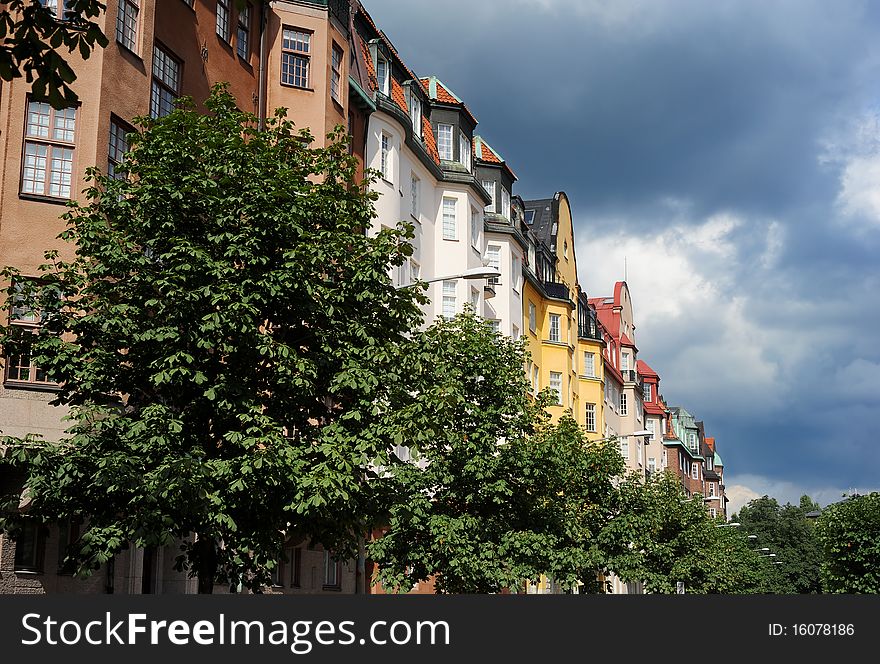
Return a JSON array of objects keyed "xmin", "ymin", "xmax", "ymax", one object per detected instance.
[
  {"xmin": 815, "ymin": 492, "xmax": 880, "ymax": 593},
  {"xmin": 604, "ymin": 473, "xmax": 776, "ymax": 594},
  {"xmin": 732, "ymin": 494, "xmax": 822, "ymax": 593},
  {"xmin": 0, "ymin": 85, "xmax": 425, "ymax": 592},
  {"xmin": 367, "ymin": 312, "xmax": 627, "ymax": 594},
  {"xmin": 0, "ymin": 0, "xmax": 108, "ymax": 108}
]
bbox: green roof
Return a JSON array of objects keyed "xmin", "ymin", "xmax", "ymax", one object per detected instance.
[{"xmin": 714, "ymin": 451, "xmax": 724, "ymax": 467}]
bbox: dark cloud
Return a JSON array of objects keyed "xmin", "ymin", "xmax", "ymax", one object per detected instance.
[{"xmin": 362, "ymin": 0, "xmax": 880, "ymax": 498}]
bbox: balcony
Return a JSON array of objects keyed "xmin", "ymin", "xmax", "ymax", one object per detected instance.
[{"xmin": 542, "ymin": 281, "xmax": 569, "ymax": 301}]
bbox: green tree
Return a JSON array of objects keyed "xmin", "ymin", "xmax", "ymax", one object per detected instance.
[
  {"xmin": 815, "ymin": 492, "xmax": 880, "ymax": 593},
  {"xmin": 732, "ymin": 495, "xmax": 822, "ymax": 593},
  {"xmin": 367, "ymin": 312, "xmax": 626, "ymax": 594},
  {"xmin": 0, "ymin": 85, "xmax": 424, "ymax": 592},
  {"xmin": 0, "ymin": 0, "xmax": 109, "ymax": 108},
  {"xmin": 604, "ymin": 473, "xmax": 775, "ymax": 594}
]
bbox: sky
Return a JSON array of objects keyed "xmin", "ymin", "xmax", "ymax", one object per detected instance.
[{"xmin": 364, "ymin": 0, "xmax": 880, "ymax": 513}]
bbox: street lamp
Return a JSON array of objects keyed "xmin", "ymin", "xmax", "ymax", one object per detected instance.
[
  {"xmin": 396, "ymin": 266, "xmax": 501, "ymax": 289},
  {"xmin": 747, "ymin": 535, "xmax": 758, "ymax": 540},
  {"xmin": 716, "ymin": 522, "xmax": 740, "ymax": 528}
]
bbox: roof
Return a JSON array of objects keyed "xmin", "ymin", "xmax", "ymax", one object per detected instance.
[
  {"xmin": 422, "ymin": 116, "xmax": 440, "ymax": 165},
  {"xmin": 636, "ymin": 359, "xmax": 658, "ymax": 378},
  {"xmin": 419, "ymin": 76, "xmax": 478, "ymax": 125},
  {"xmin": 391, "ymin": 77, "xmax": 408, "ymax": 114},
  {"xmin": 473, "ymin": 135, "xmax": 518, "ymax": 180},
  {"xmin": 522, "ymin": 198, "xmax": 556, "ymax": 247},
  {"xmin": 713, "ymin": 451, "xmax": 724, "ymax": 467},
  {"xmin": 620, "ymin": 333, "xmax": 636, "ymax": 347}
]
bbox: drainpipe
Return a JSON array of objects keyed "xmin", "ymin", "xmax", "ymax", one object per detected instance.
[{"xmin": 258, "ymin": 1, "xmax": 269, "ymax": 130}]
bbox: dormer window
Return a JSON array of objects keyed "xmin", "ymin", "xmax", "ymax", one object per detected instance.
[
  {"xmin": 409, "ymin": 90, "xmax": 421, "ymax": 138},
  {"xmin": 482, "ymin": 179, "xmax": 495, "ymax": 212},
  {"xmin": 437, "ymin": 123, "xmax": 453, "ymax": 160},
  {"xmin": 525, "ymin": 209, "xmax": 535, "ymax": 224},
  {"xmin": 501, "ymin": 187, "xmax": 510, "ymax": 220},
  {"xmin": 376, "ymin": 57, "xmax": 389, "ymax": 95},
  {"xmin": 459, "ymin": 132, "xmax": 471, "ymax": 171}
]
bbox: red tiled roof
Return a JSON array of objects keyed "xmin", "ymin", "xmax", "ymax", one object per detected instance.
[
  {"xmin": 605, "ymin": 362, "xmax": 623, "ymax": 386},
  {"xmin": 477, "ymin": 139, "xmax": 501, "ymax": 164},
  {"xmin": 644, "ymin": 402, "xmax": 666, "ymax": 416},
  {"xmin": 359, "ymin": 37, "xmax": 377, "ymax": 92},
  {"xmin": 422, "ymin": 116, "xmax": 440, "ymax": 165},
  {"xmin": 636, "ymin": 359, "xmax": 658, "ymax": 377},
  {"xmin": 620, "ymin": 333, "xmax": 636, "ymax": 347},
  {"xmin": 434, "ymin": 81, "xmax": 459, "ymax": 104},
  {"xmin": 391, "ymin": 78, "xmax": 408, "ymax": 114},
  {"xmin": 419, "ymin": 76, "xmax": 478, "ymax": 125},
  {"xmin": 705, "ymin": 437, "xmax": 715, "ymax": 452}
]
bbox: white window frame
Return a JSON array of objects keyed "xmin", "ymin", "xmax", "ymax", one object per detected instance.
[
  {"xmin": 549, "ymin": 371, "xmax": 563, "ymax": 405},
  {"xmin": 528, "ymin": 302, "xmax": 536, "ymax": 333},
  {"xmin": 410, "ymin": 173, "xmax": 419, "ymax": 219},
  {"xmin": 585, "ymin": 403, "xmax": 596, "ymax": 432},
  {"xmin": 376, "ymin": 57, "xmax": 389, "ymax": 95},
  {"xmin": 549, "ymin": 313, "xmax": 560, "ymax": 342},
  {"xmin": 482, "ymin": 179, "xmax": 495, "ymax": 212},
  {"xmin": 501, "ymin": 187, "xmax": 510, "ymax": 220},
  {"xmin": 409, "ymin": 91, "xmax": 422, "ymax": 138},
  {"xmin": 470, "ymin": 207, "xmax": 480, "ymax": 248},
  {"xmin": 330, "ymin": 42, "xmax": 343, "ymax": 102},
  {"xmin": 437, "ymin": 123, "xmax": 453, "ymax": 160},
  {"xmin": 643, "ymin": 382, "xmax": 652, "ymax": 402},
  {"xmin": 583, "ymin": 351, "xmax": 595, "ymax": 377},
  {"xmin": 619, "ymin": 392, "xmax": 627, "ymax": 416},
  {"xmin": 459, "ymin": 132, "xmax": 471, "ymax": 170},
  {"xmin": 442, "ymin": 197, "xmax": 457, "ymax": 240},
  {"xmin": 216, "ymin": 0, "xmax": 231, "ymax": 41},
  {"xmin": 21, "ymin": 100, "xmax": 77, "ymax": 199},
  {"xmin": 380, "ymin": 133, "xmax": 392, "ymax": 181},
  {"xmin": 281, "ymin": 28, "xmax": 310, "ymax": 88},
  {"xmin": 442, "ymin": 280, "xmax": 456, "ymax": 318}
]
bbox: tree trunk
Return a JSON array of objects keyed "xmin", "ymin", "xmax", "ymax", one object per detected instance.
[{"xmin": 195, "ymin": 535, "xmax": 217, "ymax": 594}]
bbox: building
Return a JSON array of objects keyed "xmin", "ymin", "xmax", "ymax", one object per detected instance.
[{"xmin": 637, "ymin": 359, "xmax": 666, "ymax": 480}]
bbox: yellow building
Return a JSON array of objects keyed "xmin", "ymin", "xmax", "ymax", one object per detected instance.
[{"xmin": 521, "ymin": 193, "xmax": 605, "ymax": 440}]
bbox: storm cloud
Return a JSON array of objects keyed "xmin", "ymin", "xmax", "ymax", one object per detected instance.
[{"xmin": 364, "ymin": 0, "xmax": 880, "ymax": 506}]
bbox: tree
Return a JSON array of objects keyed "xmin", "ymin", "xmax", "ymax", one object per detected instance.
[
  {"xmin": 815, "ymin": 492, "xmax": 880, "ymax": 593},
  {"xmin": 732, "ymin": 495, "xmax": 822, "ymax": 593},
  {"xmin": 0, "ymin": 0, "xmax": 109, "ymax": 108},
  {"xmin": 0, "ymin": 85, "xmax": 425, "ymax": 592},
  {"xmin": 367, "ymin": 312, "xmax": 627, "ymax": 594},
  {"xmin": 604, "ymin": 473, "xmax": 775, "ymax": 594}
]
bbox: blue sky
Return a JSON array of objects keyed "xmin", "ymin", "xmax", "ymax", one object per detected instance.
[{"xmin": 364, "ymin": 0, "xmax": 880, "ymax": 512}]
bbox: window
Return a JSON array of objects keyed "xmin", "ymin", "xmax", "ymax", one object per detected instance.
[
  {"xmin": 470, "ymin": 287, "xmax": 479, "ymax": 312},
  {"xmin": 376, "ymin": 58, "xmax": 389, "ymax": 95},
  {"xmin": 482, "ymin": 179, "xmax": 495, "ymax": 212},
  {"xmin": 442, "ymin": 197, "xmax": 456, "ymax": 240},
  {"xmin": 688, "ymin": 432, "xmax": 697, "ymax": 451},
  {"xmin": 216, "ymin": 0, "xmax": 230, "ymax": 41},
  {"xmin": 409, "ymin": 91, "xmax": 421, "ymax": 137},
  {"xmin": 150, "ymin": 44, "xmax": 180, "ymax": 119},
  {"xmin": 116, "ymin": 0, "xmax": 139, "ymax": 52},
  {"xmin": 619, "ymin": 392, "xmax": 627, "ymax": 416},
  {"xmin": 648, "ymin": 457, "xmax": 656, "ymax": 474},
  {"xmin": 57, "ymin": 517, "xmax": 81, "ymax": 575},
  {"xmin": 549, "ymin": 313, "xmax": 560, "ymax": 342},
  {"xmin": 691, "ymin": 463, "xmax": 700, "ymax": 480},
  {"xmin": 532, "ymin": 365, "xmax": 539, "ymax": 394},
  {"xmin": 621, "ymin": 353, "xmax": 630, "ymax": 372},
  {"xmin": 512, "ymin": 257, "xmax": 521, "ymax": 293},
  {"xmin": 236, "ymin": 5, "xmax": 250, "ymax": 59},
  {"xmin": 645, "ymin": 418, "xmax": 655, "ymax": 440},
  {"xmin": 528, "ymin": 301, "xmax": 536, "ymax": 333},
  {"xmin": 643, "ymin": 382, "xmax": 652, "ymax": 402},
  {"xmin": 437, "ymin": 123, "xmax": 453, "ymax": 160},
  {"xmin": 281, "ymin": 28, "xmax": 310, "ymax": 88},
  {"xmin": 409, "ymin": 260, "xmax": 420, "ymax": 283},
  {"xmin": 108, "ymin": 117, "xmax": 131, "ymax": 180},
  {"xmin": 525, "ymin": 209, "xmax": 535, "ymax": 224},
  {"xmin": 512, "ymin": 325, "xmax": 519, "ymax": 340},
  {"xmin": 619, "ymin": 439, "xmax": 629, "ymax": 458},
  {"xmin": 583, "ymin": 351, "xmax": 595, "ymax": 377},
  {"xmin": 380, "ymin": 133, "xmax": 390, "ymax": 180},
  {"xmin": 549, "ymin": 372, "xmax": 562, "ymax": 405},
  {"xmin": 501, "ymin": 187, "xmax": 510, "ymax": 220},
  {"xmin": 486, "ymin": 245, "xmax": 501, "ymax": 285},
  {"xmin": 5, "ymin": 353, "xmax": 54, "ymax": 385},
  {"xmin": 410, "ymin": 173, "xmax": 419, "ymax": 218},
  {"xmin": 442, "ymin": 280, "xmax": 456, "ymax": 318},
  {"xmin": 489, "ymin": 319, "xmax": 501, "ymax": 334},
  {"xmin": 14, "ymin": 521, "xmax": 45, "ymax": 573},
  {"xmin": 709, "ymin": 508, "xmax": 717, "ymax": 519},
  {"xmin": 563, "ymin": 240, "xmax": 569, "ymax": 259},
  {"xmin": 708, "ymin": 482, "xmax": 715, "ymax": 497},
  {"xmin": 330, "ymin": 43, "xmax": 343, "ymax": 102},
  {"xmin": 470, "ymin": 207, "xmax": 480, "ymax": 248},
  {"xmin": 289, "ymin": 547, "xmax": 302, "ymax": 587},
  {"xmin": 323, "ymin": 551, "xmax": 341, "ymax": 589},
  {"xmin": 585, "ymin": 403, "xmax": 596, "ymax": 432},
  {"xmin": 459, "ymin": 132, "xmax": 471, "ymax": 170},
  {"xmin": 21, "ymin": 100, "xmax": 76, "ymax": 198}
]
